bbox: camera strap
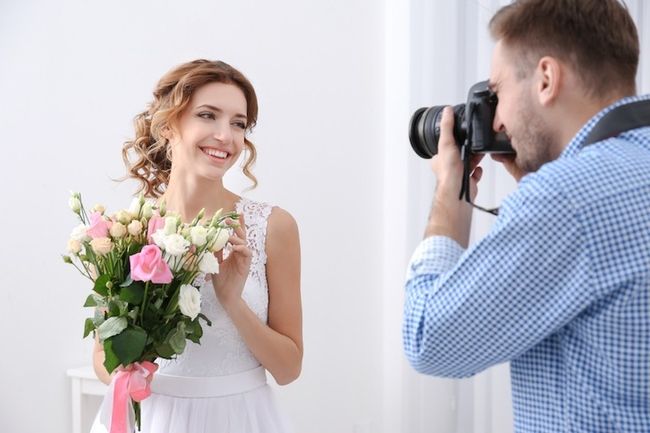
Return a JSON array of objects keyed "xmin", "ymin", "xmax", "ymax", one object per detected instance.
[
  {"xmin": 582, "ymin": 99, "xmax": 650, "ymax": 146},
  {"xmin": 464, "ymin": 98, "xmax": 650, "ymax": 216}
]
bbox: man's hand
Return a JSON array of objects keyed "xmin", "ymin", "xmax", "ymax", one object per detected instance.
[
  {"xmin": 491, "ymin": 153, "xmax": 527, "ymax": 182},
  {"xmin": 425, "ymin": 106, "xmax": 484, "ymax": 247}
]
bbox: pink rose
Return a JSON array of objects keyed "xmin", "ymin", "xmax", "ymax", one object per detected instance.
[
  {"xmin": 129, "ymin": 245, "xmax": 172, "ymax": 284},
  {"xmin": 86, "ymin": 212, "xmax": 112, "ymax": 239},
  {"xmin": 147, "ymin": 215, "xmax": 165, "ymax": 244}
]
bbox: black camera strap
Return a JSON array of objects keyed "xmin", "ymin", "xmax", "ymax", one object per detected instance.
[
  {"xmin": 582, "ymin": 99, "xmax": 650, "ymax": 146},
  {"xmin": 465, "ymin": 98, "xmax": 650, "ymax": 216}
]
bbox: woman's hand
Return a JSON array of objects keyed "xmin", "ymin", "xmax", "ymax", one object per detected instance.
[{"xmin": 211, "ymin": 214, "xmax": 252, "ymax": 310}]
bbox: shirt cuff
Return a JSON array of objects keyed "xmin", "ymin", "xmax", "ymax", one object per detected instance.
[{"xmin": 406, "ymin": 236, "xmax": 465, "ymax": 280}]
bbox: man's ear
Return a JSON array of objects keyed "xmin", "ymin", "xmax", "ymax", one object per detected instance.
[{"xmin": 535, "ymin": 56, "xmax": 562, "ymax": 107}]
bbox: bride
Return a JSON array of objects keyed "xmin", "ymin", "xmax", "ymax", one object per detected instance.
[{"xmin": 90, "ymin": 59, "xmax": 302, "ymax": 433}]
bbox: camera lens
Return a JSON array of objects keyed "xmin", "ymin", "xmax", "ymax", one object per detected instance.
[{"xmin": 409, "ymin": 104, "xmax": 466, "ymax": 158}]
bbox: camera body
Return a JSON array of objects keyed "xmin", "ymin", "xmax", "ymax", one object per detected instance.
[{"xmin": 409, "ymin": 80, "xmax": 514, "ymax": 158}]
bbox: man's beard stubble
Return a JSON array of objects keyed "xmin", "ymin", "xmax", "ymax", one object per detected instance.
[{"xmin": 513, "ymin": 96, "xmax": 558, "ymax": 173}]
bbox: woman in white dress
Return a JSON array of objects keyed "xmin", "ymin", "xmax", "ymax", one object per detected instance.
[{"xmin": 90, "ymin": 59, "xmax": 302, "ymax": 433}]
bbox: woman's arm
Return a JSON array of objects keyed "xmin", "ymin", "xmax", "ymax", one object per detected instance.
[
  {"xmin": 215, "ymin": 207, "xmax": 303, "ymax": 385},
  {"xmin": 92, "ymin": 333, "xmax": 113, "ymax": 385}
]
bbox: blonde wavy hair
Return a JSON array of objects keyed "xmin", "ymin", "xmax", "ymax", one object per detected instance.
[{"xmin": 122, "ymin": 59, "xmax": 259, "ymax": 198}]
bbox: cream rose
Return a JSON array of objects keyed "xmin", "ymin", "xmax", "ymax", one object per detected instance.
[
  {"xmin": 127, "ymin": 220, "xmax": 143, "ymax": 236},
  {"xmin": 178, "ymin": 284, "xmax": 201, "ymax": 320},
  {"xmin": 90, "ymin": 237, "xmax": 113, "ymax": 256},
  {"xmin": 67, "ymin": 239, "xmax": 82, "ymax": 254},
  {"xmin": 109, "ymin": 222, "xmax": 127, "ymax": 238}
]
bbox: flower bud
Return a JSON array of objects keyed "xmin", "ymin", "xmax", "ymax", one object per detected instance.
[
  {"xmin": 62, "ymin": 255, "xmax": 73, "ymax": 264},
  {"xmin": 159, "ymin": 200, "xmax": 167, "ymax": 217},
  {"xmin": 128, "ymin": 197, "xmax": 142, "ymax": 218},
  {"xmin": 141, "ymin": 202, "xmax": 153, "ymax": 219},
  {"xmin": 69, "ymin": 196, "xmax": 81, "ymax": 213},
  {"xmin": 116, "ymin": 210, "xmax": 132, "ymax": 225},
  {"xmin": 92, "ymin": 204, "xmax": 105, "ymax": 214}
]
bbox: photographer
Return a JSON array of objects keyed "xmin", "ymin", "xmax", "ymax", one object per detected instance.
[{"xmin": 403, "ymin": 1, "xmax": 650, "ymax": 432}]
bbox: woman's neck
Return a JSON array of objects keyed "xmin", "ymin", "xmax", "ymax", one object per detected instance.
[{"xmin": 161, "ymin": 173, "xmax": 239, "ymax": 223}]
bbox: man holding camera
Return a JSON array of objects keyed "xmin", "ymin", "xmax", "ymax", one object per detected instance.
[{"xmin": 403, "ymin": 1, "xmax": 650, "ymax": 432}]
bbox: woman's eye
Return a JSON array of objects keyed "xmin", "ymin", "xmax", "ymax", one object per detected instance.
[
  {"xmin": 232, "ymin": 121, "xmax": 247, "ymax": 130},
  {"xmin": 198, "ymin": 112, "xmax": 215, "ymax": 120}
]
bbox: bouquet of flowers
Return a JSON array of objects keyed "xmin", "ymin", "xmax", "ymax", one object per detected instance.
[{"xmin": 63, "ymin": 192, "xmax": 236, "ymax": 432}]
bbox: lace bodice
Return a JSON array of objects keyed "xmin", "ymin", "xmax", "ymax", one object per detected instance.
[{"xmin": 157, "ymin": 197, "xmax": 273, "ymax": 377}]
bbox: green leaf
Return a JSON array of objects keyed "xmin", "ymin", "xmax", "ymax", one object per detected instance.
[
  {"xmin": 112, "ymin": 326, "xmax": 147, "ymax": 365},
  {"xmin": 103, "ymin": 339, "xmax": 120, "ymax": 374},
  {"xmin": 97, "ymin": 316, "xmax": 128, "ymax": 340},
  {"xmin": 94, "ymin": 274, "xmax": 111, "ymax": 296},
  {"xmin": 168, "ymin": 322, "xmax": 186, "ymax": 354},
  {"xmin": 83, "ymin": 318, "xmax": 96, "ymax": 338},
  {"xmin": 187, "ymin": 319, "xmax": 203, "ymax": 344},
  {"xmin": 119, "ymin": 282, "xmax": 145, "ymax": 305},
  {"xmin": 155, "ymin": 343, "xmax": 175, "ymax": 359},
  {"xmin": 83, "ymin": 294, "xmax": 98, "ymax": 307}
]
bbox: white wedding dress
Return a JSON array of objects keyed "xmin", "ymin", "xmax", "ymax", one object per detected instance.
[{"xmin": 90, "ymin": 197, "xmax": 292, "ymax": 433}]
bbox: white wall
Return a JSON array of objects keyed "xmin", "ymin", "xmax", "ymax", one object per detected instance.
[
  {"xmin": 2, "ymin": 1, "xmax": 648, "ymax": 433},
  {"xmin": 0, "ymin": 1, "xmax": 384, "ymax": 432}
]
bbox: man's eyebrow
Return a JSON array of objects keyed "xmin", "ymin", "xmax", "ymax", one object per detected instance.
[{"xmin": 195, "ymin": 104, "xmax": 247, "ymax": 120}]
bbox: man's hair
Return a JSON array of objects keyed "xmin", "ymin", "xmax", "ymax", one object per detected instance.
[{"xmin": 489, "ymin": 0, "xmax": 639, "ymax": 97}]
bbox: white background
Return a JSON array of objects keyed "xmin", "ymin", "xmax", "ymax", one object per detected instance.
[{"xmin": 0, "ymin": 1, "xmax": 648, "ymax": 432}]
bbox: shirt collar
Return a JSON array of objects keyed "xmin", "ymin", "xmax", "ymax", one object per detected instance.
[{"xmin": 560, "ymin": 93, "xmax": 650, "ymax": 159}]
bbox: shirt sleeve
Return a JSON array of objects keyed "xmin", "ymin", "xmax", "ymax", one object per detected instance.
[{"xmin": 403, "ymin": 184, "xmax": 596, "ymax": 378}]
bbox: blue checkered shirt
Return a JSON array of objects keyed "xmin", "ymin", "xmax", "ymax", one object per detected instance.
[{"xmin": 404, "ymin": 94, "xmax": 650, "ymax": 433}]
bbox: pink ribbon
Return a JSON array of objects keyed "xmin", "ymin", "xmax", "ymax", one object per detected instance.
[{"xmin": 110, "ymin": 361, "xmax": 158, "ymax": 433}]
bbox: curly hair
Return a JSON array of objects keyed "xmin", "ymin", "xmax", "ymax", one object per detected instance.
[{"xmin": 122, "ymin": 59, "xmax": 259, "ymax": 198}]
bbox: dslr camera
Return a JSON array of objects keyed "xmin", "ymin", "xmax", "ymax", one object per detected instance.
[{"xmin": 409, "ymin": 80, "xmax": 514, "ymax": 214}]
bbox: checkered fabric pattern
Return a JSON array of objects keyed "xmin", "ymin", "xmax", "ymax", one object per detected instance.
[{"xmin": 403, "ymin": 94, "xmax": 650, "ymax": 432}]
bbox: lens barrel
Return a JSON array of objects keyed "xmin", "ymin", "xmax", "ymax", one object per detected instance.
[{"xmin": 408, "ymin": 104, "xmax": 466, "ymax": 158}]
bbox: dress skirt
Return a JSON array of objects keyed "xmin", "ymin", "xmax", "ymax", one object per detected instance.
[{"xmin": 89, "ymin": 367, "xmax": 292, "ymax": 433}]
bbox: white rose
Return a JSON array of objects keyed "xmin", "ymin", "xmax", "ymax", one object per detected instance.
[
  {"xmin": 128, "ymin": 197, "xmax": 142, "ymax": 217},
  {"xmin": 151, "ymin": 230, "xmax": 167, "ymax": 249},
  {"xmin": 109, "ymin": 222, "xmax": 127, "ymax": 238},
  {"xmin": 210, "ymin": 228, "xmax": 230, "ymax": 252},
  {"xmin": 90, "ymin": 237, "xmax": 113, "ymax": 255},
  {"xmin": 198, "ymin": 252, "xmax": 219, "ymax": 274},
  {"xmin": 190, "ymin": 226, "xmax": 208, "ymax": 247},
  {"xmin": 70, "ymin": 224, "xmax": 90, "ymax": 242},
  {"xmin": 164, "ymin": 233, "xmax": 190, "ymax": 256},
  {"xmin": 178, "ymin": 284, "xmax": 201, "ymax": 320},
  {"xmin": 127, "ymin": 220, "xmax": 143, "ymax": 236},
  {"xmin": 67, "ymin": 239, "xmax": 82, "ymax": 254},
  {"xmin": 164, "ymin": 216, "xmax": 179, "ymax": 235}
]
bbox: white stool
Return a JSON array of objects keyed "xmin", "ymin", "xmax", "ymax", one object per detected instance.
[{"xmin": 66, "ymin": 366, "xmax": 107, "ymax": 433}]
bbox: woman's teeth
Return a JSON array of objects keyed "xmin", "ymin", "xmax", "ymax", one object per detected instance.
[{"xmin": 202, "ymin": 148, "xmax": 228, "ymax": 159}]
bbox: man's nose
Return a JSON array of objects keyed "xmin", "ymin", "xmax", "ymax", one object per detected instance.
[{"xmin": 493, "ymin": 109, "xmax": 505, "ymax": 133}]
